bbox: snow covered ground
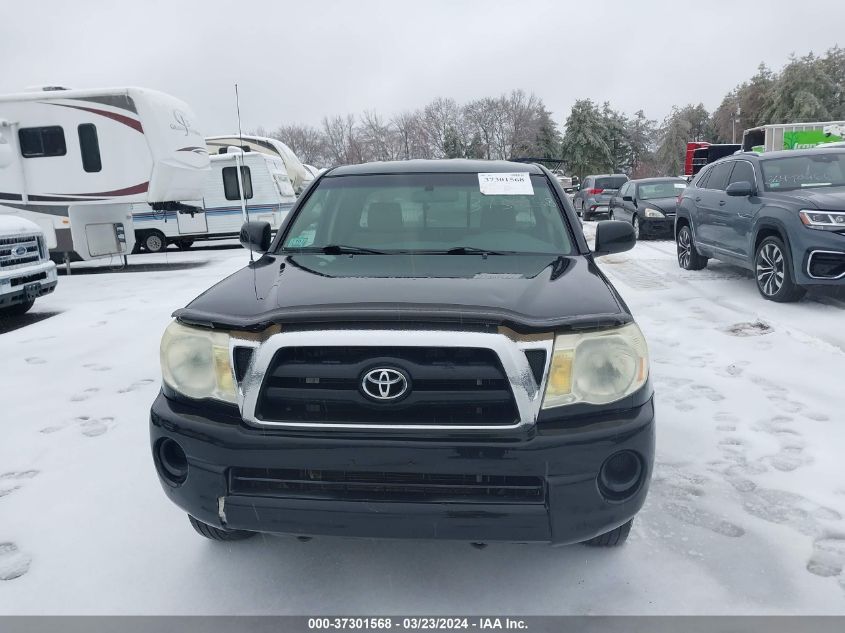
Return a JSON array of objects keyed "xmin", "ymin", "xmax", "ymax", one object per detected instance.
[{"xmin": 1, "ymin": 229, "xmax": 845, "ymax": 614}]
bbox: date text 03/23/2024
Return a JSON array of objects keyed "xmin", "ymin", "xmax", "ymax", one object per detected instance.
[{"xmin": 307, "ymin": 617, "xmax": 528, "ymax": 630}]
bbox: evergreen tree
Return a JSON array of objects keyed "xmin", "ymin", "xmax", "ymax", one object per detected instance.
[
  {"xmin": 656, "ymin": 106, "xmax": 693, "ymax": 176},
  {"xmin": 601, "ymin": 103, "xmax": 632, "ymax": 173},
  {"xmin": 762, "ymin": 53, "xmax": 837, "ymax": 122},
  {"xmin": 561, "ymin": 99, "xmax": 612, "ymax": 179},
  {"xmin": 626, "ymin": 110, "xmax": 657, "ymax": 177}
]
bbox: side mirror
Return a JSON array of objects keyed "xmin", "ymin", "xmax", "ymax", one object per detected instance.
[
  {"xmin": 726, "ymin": 181, "xmax": 755, "ymax": 197},
  {"xmin": 593, "ymin": 220, "xmax": 636, "ymax": 257},
  {"xmin": 622, "ymin": 195, "xmax": 634, "ymax": 202},
  {"xmin": 239, "ymin": 221, "xmax": 272, "ymax": 253}
]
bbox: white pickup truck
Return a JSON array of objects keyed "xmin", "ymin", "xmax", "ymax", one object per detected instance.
[{"xmin": 0, "ymin": 215, "xmax": 57, "ymax": 316}]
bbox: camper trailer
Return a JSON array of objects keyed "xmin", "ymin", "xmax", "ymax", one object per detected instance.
[
  {"xmin": 205, "ymin": 134, "xmax": 310, "ymax": 194},
  {"xmin": 0, "ymin": 87, "xmax": 209, "ymax": 263},
  {"xmin": 131, "ymin": 148, "xmax": 296, "ymax": 251}
]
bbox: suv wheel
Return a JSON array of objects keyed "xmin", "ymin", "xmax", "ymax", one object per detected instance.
[
  {"xmin": 632, "ymin": 215, "xmax": 640, "ymax": 240},
  {"xmin": 188, "ymin": 515, "xmax": 256, "ymax": 541},
  {"xmin": 676, "ymin": 225, "xmax": 707, "ymax": 270},
  {"xmin": 582, "ymin": 519, "xmax": 633, "ymax": 547},
  {"xmin": 755, "ymin": 237, "xmax": 806, "ymax": 302}
]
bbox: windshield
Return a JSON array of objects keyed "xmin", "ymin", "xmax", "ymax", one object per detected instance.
[
  {"xmin": 638, "ymin": 180, "xmax": 687, "ymax": 200},
  {"xmin": 761, "ymin": 151, "xmax": 845, "ymax": 191},
  {"xmin": 595, "ymin": 176, "xmax": 627, "ymax": 190},
  {"xmin": 279, "ymin": 173, "xmax": 573, "ymax": 255}
]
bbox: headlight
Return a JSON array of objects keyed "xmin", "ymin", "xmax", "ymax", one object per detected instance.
[
  {"xmin": 542, "ymin": 323, "xmax": 649, "ymax": 408},
  {"xmin": 643, "ymin": 207, "xmax": 665, "ymax": 218},
  {"xmin": 160, "ymin": 321, "xmax": 236, "ymax": 403},
  {"xmin": 799, "ymin": 209, "xmax": 845, "ymax": 230}
]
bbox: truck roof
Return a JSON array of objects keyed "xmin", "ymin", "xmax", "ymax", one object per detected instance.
[
  {"xmin": 744, "ymin": 121, "xmax": 845, "ymax": 131},
  {"xmin": 328, "ymin": 159, "xmax": 546, "ymax": 177}
]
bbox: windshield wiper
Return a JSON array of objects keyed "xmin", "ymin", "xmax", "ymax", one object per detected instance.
[
  {"xmin": 444, "ymin": 246, "xmax": 514, "ymax": 256},
  {"xmin": 296, "ymin": 244, "xmax": 388, "ymax": 255}
]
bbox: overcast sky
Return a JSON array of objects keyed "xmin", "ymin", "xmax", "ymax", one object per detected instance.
[{"xmin": 1, "ymin": 0, "xmax": 841, "ymax": 135}]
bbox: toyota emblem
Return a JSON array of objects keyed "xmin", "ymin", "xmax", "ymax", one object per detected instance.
[{"xmin": 361, "ymin": 367, "xmax": 409, "ymax": 401}]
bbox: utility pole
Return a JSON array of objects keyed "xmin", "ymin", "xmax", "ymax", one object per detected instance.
[{"xmin": 732, "ymin": 105, "xmax": 742, "ymax": 144}]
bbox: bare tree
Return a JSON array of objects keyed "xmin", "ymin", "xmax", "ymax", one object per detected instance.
[{"xmin": 270, "ymin": 124, "xmax": 326, "ymax": 165}]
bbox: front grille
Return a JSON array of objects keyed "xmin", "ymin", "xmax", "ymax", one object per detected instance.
[
  {"xmin": 10, "ymin": 272, "xmax": 47, "ymax": 287},
  {"xmin": 0, "ymin": 234, "xmax": 42, "ymax": 270},
  {"xmin": 256, "ymin": 346, "xmax": 519, "ymax": 426},
  {"xmin": 809, "ymin": 251, "xmax": 845, "ymax": 279},
  {"xmin": 229, "ymin": 468, "xmax": 545, "ymax": 504}
]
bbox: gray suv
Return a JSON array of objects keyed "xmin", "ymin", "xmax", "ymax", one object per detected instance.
[
  {"xmin": 572, "ymin": 174, "xmax": 629, "ymax": 220},
  {"xmin": 675, "ymin": 148, "xmax": 845, "ymax": 302}
]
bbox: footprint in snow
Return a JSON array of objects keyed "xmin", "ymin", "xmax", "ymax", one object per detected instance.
[
  {"xmin": 24, "ymin": 357, "xmax": 46, "ymax": 365},
  {"xmin": 767, "ymin": 393, "xmax": 805, "ymax": 413},
  {"xmin": 722, "ymin": 321, "xmax": 773, "ymax": 337},
  {"xmin": 69, "ymin": 387, "xmax": 100, "ymax": 402},
  {"xmin": 83, "ymin": 363, "xmax": 111, "ymax": 372},
  {"xmin": 662, "ymin": 501, "xmax": 745, "ymax": 538},
  {"xmin": 118, "ymin": 379, "xmax": 155, "ymax": 394},
  {"xmin": 717, "ymin": 361, "xmax": 749, "ymax": 378},
  {"xmin": 804, "ymin": 411, "xmax": 831, "ymax": 422},
  {"xmin": 0, "ymin": 542, "xmax": 31, "ymax": 581},
  {"xmin": 79, "ymin": 416, "xmax": 116, "ymax": 437},
  {"xmin": 807, "ymin": 535, "xmax": 845, "ymax": 584},
  {"xmin": 691, "ymin": 384, "xmax": 725, "ymax": 402},
  {"xmin": 742, "ymin": 487, "xmax": 841, "ymax": 535},
  {"xmin": 0, "ymin": 471, "xmax": 39, "ymax": 498}
]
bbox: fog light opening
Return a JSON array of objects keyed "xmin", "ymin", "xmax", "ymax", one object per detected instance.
[
  {"xmin": 598, "ymin": 450, "xmax": 643, "ymax": 501},
  {"xmin": 157, "ymin": 438, "xmax": 188, "ymax": 485}
]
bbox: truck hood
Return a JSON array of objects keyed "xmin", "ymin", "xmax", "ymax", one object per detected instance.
[
  {"xmin": 766, "ymin": 186, "xmax": 845, "ymax": 209},
  {"xmin": 175, "ymin": 253, "xmax": 630, "ymax": 333},
  {"xmin": 0, "ymin": 212, "xmax": 43, "ymax": 235}
]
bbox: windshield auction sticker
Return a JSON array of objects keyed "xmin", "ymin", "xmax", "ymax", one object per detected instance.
[{"xmin": 478, "ymin": 172, "xmax": 534, "ymax": 195}]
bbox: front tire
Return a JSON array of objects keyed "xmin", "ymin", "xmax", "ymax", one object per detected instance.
[
  {"xmin": 632, "ymin": 215, "xmax": 641, "ymax": 240},
  {"xmin": 142, "ymin": 231, "xmax": 167, "ymax": 253},
  {"xmin": 582, "ymin": 519, "xmax": 633, "ymax": 547},
  {"xmin": 0, "ymin": 299, "xmax": 35, "ymax": 317},
  {"xmin": 755, "ymin": 236, "xmax": 806, "ymax": 302},
  {"xmin": 188, "ymin": 515, "xmax": 256, "ymax": 541},
  {"xmin": 676, "ymin": 224, "xmax": 707, "ymax": 270}
]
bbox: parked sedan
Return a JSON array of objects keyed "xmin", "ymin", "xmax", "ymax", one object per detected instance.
[
  {"xmin": 572, "ymin": 174, "xmax": 629, "ymax": 220},
  {"xmin": 609, "ymin": 178, "xmax": 687, "ymax": 239},
  {"xmin": 675, "ymin": 147, "xmax": 845, "ymax": 302}
]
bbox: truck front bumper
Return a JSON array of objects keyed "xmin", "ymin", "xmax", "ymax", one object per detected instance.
[
  {"xmin": 150, "ymin": 392, "xmax": 655, "ymax": 545},
  {"xmin": 0, "ymin": 261, "xmax": 57, "ymax": 308}
]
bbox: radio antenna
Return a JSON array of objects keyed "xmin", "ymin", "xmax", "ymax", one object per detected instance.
[{"xmin": 234, "ymin": 83, "xmax": 261, "ymax": 299}]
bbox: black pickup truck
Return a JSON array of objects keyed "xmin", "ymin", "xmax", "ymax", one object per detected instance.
[{"xmin": 150, "ymin": 160, "xmax": 654, "ymax": 547}]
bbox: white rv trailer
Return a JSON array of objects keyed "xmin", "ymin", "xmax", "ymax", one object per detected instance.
[
  {"xmin": 131, "ymin": 148, "xmax": 296, "ymax": 251},
  {"xmin": 303, "ymin": 163, "xmax": 326, "ymax": 178},
  {"xmin": 205, "ymin": 135, "xmax": 311, "ymax": 194},
  {"xmin": 0, "ymin": 87, "xmax": 209, "ymax": 262}
]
